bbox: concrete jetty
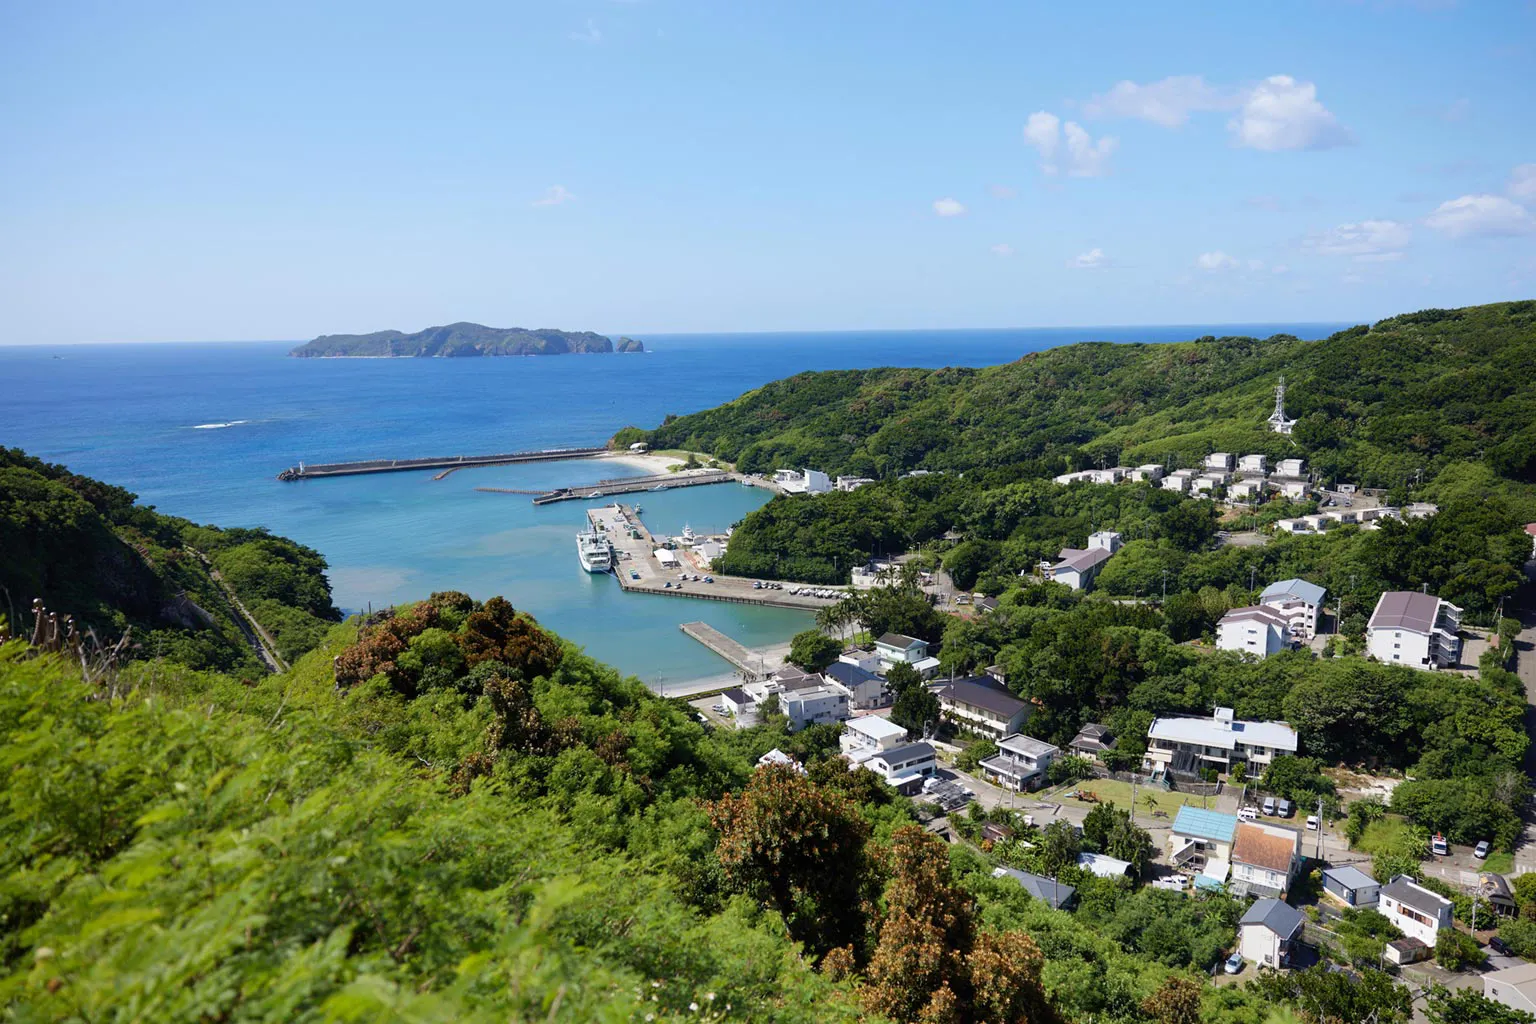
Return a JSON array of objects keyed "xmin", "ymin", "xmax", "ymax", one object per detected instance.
[
  {"xmin": 680, "ymin": 622, "xmax": 772, "ymax": 680},
  {"xmin": 532, "ymin": 469, "xmax": 733, "ymax": 505},
  {"xmin": 277, "ymin": 446, "xmax": 608, "ymax": 481},
  {"xmin": 589, "ymin": 503, "xmax": 847, "ymax": 612}
]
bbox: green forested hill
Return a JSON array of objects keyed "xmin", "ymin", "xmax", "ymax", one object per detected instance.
[
  {"xmin": 638, "ymin": 301, "xmax": 1536, "ymax": 489},
  {"xmin": 0, "ymin": 448, "xmax": 339, "ymax": 672}
]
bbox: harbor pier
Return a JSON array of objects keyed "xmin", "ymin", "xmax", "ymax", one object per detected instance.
[
  {"xmin": 679, "ymin": 622, "xmax": 772, "ymax": 681},
  {"xmin": 277, "ymin": 446, "xmax": 608, "ymax": 481}
]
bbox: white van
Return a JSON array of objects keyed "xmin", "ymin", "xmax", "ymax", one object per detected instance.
[{"xmin": 1239, "ymin": 806, "xmax": 1258, "ymax": 820}]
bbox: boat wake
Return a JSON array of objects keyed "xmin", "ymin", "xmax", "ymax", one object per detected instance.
[{"xmin": 191, "ymin": 420, "xmax": 251, "ymax": 430}]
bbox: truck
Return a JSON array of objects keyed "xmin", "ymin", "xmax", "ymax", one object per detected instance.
[{"xmin": 1430, "ymin": 833, "xmax": 1449, "ymax": 856}]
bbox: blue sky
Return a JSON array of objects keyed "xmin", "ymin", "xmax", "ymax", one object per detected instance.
[{"xmin": 2, "ymin": 0, "xmax": 1533, "ymax": 343}]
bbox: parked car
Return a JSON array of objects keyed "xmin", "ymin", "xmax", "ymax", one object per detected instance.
[
  {"xmin": 1475, "ymin": 840, "xmax": 1491, "ymax": 859},
  {"xmin": 1224, "ymin": 953, "xmax": 1244, "ymax": 975},
  {"xmin": 1306, "ymin": 815, "xmax": 1320, "ymax": 831},
  {"xmin": 1431, "ymin": 833, "xmax": 1450, "ymax": 856},
  {"xmin": 1152, "ymin": 875, "xmax": 1190, "ymax": 891},
  {"xmin": 1262, "ymin": 797, "xmax": 1276, "ymax": 816},
  {"xmin": 1491, "ymin": 936, "xmax": 1513, "ymax": 957},
  {"xmin": 1276, "ymin": 799, "xmax": 1293, "ymax": 818},
  {"xmin": 1239, "ymin": 806, "xmax": 1258, "ymax": 820}
]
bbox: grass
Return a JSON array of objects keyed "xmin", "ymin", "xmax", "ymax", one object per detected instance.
[
  {"xmin": 1355, "ymin": 816, "xmax": 1418, "ymax": 856},
  {"xmin": 1483, "ymin": 851, "xmax": 1515, "ymax": 875},
  {"xmin": 1051, "ymin": 778, "xmax": 1207, "ymax": 818}
]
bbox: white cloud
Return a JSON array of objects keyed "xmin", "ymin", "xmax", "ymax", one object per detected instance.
[
  {"xmin": 1228, "ymin": 75, "xmax": 1350, "ymax": 151},
  {"xmin": 1196, "ymin": 250, "xmax": 1238, "ymax": 271},
  {"xmin": 570, "ymin": 18, "xmax": 602, "ymax": 43},
  {"xmin": 1424, "ymin": 194, "xmax": 1536, "ymax": 238},
  {"xmin": 1271, "ymin": 264, "xmax": 1290, "ymax": 274},
  {"xmin": 990, "ymin": 243, "xmax": 1015, "ymax": 257},
  {"xmin": 1067, "ymin": 248, "xmax": 1108, "ymax": 269},
  {"xmin": 1083, "ymin": 75, "xmax": 1240, "ymax": 127},
  {"xmin": 1508, "ymin": 164, "xmax": 1536, "ymax": 200},
  {"xmin": 988, "ymin": 184, "xmax": 1017, "ymax": 199},
  {"xmin": 932, "ymin": 197, "xmax": 966, "ymax": 217},
  {"xmin": 1304, "ymin": 219, "xmax": 1411, "ymax": 259},
  {"xmin": 532, "ymin": 185, "xmax": 576, "ymax": 207},
  {"xmin": 1024, "ymin": 111, "xmax": 1115, "ymax": 177}
]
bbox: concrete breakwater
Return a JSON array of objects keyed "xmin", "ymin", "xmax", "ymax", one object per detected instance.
[{"xmin": 276, "ymin": 446, "xmax": 608, "ymax": 480}]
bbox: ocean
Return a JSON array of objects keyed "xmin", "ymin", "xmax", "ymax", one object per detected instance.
[{"xmin": 1, "ymin": 322, "xmax": 1350, "ymax": 685}]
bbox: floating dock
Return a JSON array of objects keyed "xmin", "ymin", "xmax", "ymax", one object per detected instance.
[
  {"xmin": 277, "ymin": 446, "xmax": 608, "ymax": 481},
  {"xmin": 680, "ymin": 622, "xmax": 771, "ymax": 681},
  {"xmin": 531, "ymin": 469, "xmax": 733, "ymax": 505}
]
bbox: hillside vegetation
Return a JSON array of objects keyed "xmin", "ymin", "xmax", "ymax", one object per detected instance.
[
  {"xmin": 0, "ymin": 447, "xmax": 339, "ymax": 673},
  {"xmin": 291, "ymin": 322, "xmax": 644, "ymax": 357},
  {"xmin": 638, "ymin": 301, "xmax": 1536, "ymax": 489}
]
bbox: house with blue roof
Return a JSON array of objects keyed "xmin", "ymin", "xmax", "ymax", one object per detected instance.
[
  {"xmin": 1259, "ymin": 578, "xmax": 1327, "ymax": 640},
  {"xmin": 1168, "ymin": 807, "xmax": 1239, "ymax": 890}
]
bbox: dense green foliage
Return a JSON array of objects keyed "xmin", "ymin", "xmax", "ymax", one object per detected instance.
[
  {"xmin": 291, "ymin": 322, "xmax": 639, "ymax": 357},
  {"xmin": 0, "ymin": 448, "xmax": 339, "ymax": 673}
]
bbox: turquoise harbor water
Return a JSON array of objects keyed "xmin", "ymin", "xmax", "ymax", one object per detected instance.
[{"xmin": 1, "ymin": 323, "xmax": 1348, "ymax": 684}]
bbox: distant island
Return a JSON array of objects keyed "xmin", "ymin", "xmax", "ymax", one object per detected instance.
[{"xmin": 289, "ymin": 322, "xmax": 644, "ymax": 358}]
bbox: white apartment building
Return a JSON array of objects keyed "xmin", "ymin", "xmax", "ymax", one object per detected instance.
[
  {"xmin": 1216, "ymin": 606, "xmax": 1291, "ymax": 658},
  {"xmin": 839, "ymin": 715, "xmax": 910, "ymax": 763},
  {"xmin": 835, "ymin": 475, "xmax": 875, "ymax": 492},
  {"xmin": 1131, "ymin": 463, "xmax": 1165, "ymax": 482},
  {"xmin": 1367, "ymin": 591, "xmax": 1462, "ymax": 670},
  {"xmin": 1040, "ymin": 531, "xmax": 1122, "ymax": 591},
  {"xmin": 978, "ymin": 733, "xmax": 1060, "ymax": 792},
  {"xmin": 1143, "ymin": 707, "xmax": 1298, "ymax": 776},
  {"xmin": 1237, "ymin": 453, "xmax": 1268, "ymax": 475},
  {"xmin": 1205, "ymin": 452, "xmax": 1235, "ymax": 471},
  {"xmin": 1275, "ymin": 458, "xmax": 1306, "ymax": 478},
  {"xmin": 864, "ymin": 741, "xmax": 938, "ymax": 794},
  {"xmin": 1259, "ymin": 579, "xmax": 1326, "ymax": 640},
  {"xmin": 1229, "ymin": 478, "xmax": 1265, "ymax": 501}
]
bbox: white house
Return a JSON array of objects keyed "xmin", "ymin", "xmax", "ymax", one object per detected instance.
[
  {"xmin": 738, "ymin": 670, "xmax": 850, "ymax": 731},
  {"xmin": 1068, "ymin": 723, "xmax": 1116, "ymax": 762},
  {"xmin": 864, "ymin": 741, "xmax": 938, "ymax": 794},
  {"xmin": 978, "ymin": 733, "xmax": 1059, "ymax": 792},
  {"xmin": 824, "ymin": 661, "xmax": 890, "ymax": 709},
  {"xmin": 1053, "ymin": 470, "xmax": 1097, "ymax": 486},
  {"xmin": 1077, "ymin": 852, "xmax": 1136, "ymax": 879},
  {"xmin": 1275, "ymin": 458, "xmax": 1306, "ymax": 478},
  {"xmin": 1040, "ymin": 531, "xmax": 1122, "ymax": 591},
  {"xmin": 835, "ymin": 475, "xmax": 875, "ymax": 492},
  {"xmin": 1484, "ymin": 963, "xmax": 1536, "ymax": 1018},
  {"xmin": 1275, "ymin": 478, "xmax": 1311, "ymax": 500},
  {"xmin": 1205, "ymin": 452, "xmax": 1235, "ymax": 471},
  {"xmin": 1160, "ymin": 469, "xmax": 1196, "ymax": 492},
  {"xmin": 1143, "ymin": 707, "xmax": 1298, "ymax": 777},
  {"xmin": 839, "ymin": 714, "xmax": 910, "ymax": 763},
  {"xmin": 1322, "ymin": 865, "xmax": 1381, "ymax": 908},
  {"xmin": 1259, "ymin": 579, "xmax": 1327, "ymax": 640},
  {"xmin": 756, "ymin": 748, "xmax": 804, "ymax": 773},
  {"xmin": 774, "ymin": 468, "xmax": 832, "ymax": 495},
  {"xmin": 1228, "ymin": 478, "xmax": 1265, "ymax": 501},
  {"xmin": 1238, "ymin": 454, "xmax": 1268, "ymax": 475},
  {"xmin": 875, "ymin": 632, "xmax": 934, "ymax": 674},
  {"xmin": 1192, "ymin": 472, "xmax": 1229, "ymax": 494},
  {"xmin": 1367, "ymin": 591, "xmax": 1462, "ymax": 670},
  {"xmin": 934, "ymin": 677, "xmax": 1029, "ymax": 739},
  {"xmin": 1238, "ymin": 899, "xmax": 1304, "ymax": 969},
  {"xmin": 1230, "ymin": 820, "xmax": 1303, "ymax": 898},
  {"xmin": 851, "ymin": 562, "xmax": 899, "ymax": 590},
  {"xmin": 1380, "ymin": 874, "xmax": 1453, "ymax": 947},
  {"xmin": 1216, "ymin": 606, "xmax": 1291, "ymax": 659},
  {"xmin": 779, "ymin": 683, "xmax": 850, "ymax": 730},
  {"xmin": 1131, "ymin": 464, "xmax": 1165, "ymax": 482},
  {"xmin": 1167, "ymin": 807, "xmax": 1239, "ymax": 889},
  {"xmin": 719, "ymin": 686, "xmax": 756, "ymax": 727}
]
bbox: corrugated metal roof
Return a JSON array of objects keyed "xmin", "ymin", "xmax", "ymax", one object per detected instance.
[
  {"xmin": 1261, "ymin": 578, "xmax": 1327, "ymax": 607},
  {"xmin": 1172, "ymin": 806, "xmax": 1239, "ymax": 843},
  {"xmin": 1368, "ymin": 591, "xmax": 1442, "ymax": 634}
]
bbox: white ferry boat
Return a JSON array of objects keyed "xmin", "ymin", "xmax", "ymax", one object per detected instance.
[{"xmin": 576, "ymin": 529, "xmax": 613, "ymax": 573}]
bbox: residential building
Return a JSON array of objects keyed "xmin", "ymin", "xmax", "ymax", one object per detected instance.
[
  {"xmin": 864, "ymin": 741, "xmax": 937, "ymax": 794},
  {"xmin": 978, "ymin": 733, "xmax": 1060, "ymax": 792},
  {"xmin": 1275, "ymin": 457, "xmax": 1306, "ymax": 478},
  {"xmin": 1380, "ymin": 874, "xmax": 1454, "ymax": 947},
  {"xmin": 1484, "ymin": 963, "xmax": 1536, "ymax": 1017},
  {"xmin": 1367, "ymin": 591, "xmax": 1462, "ymax": 670},
  {"xmin": 1259, "ymin": 579, "xmax": 1327, "ymax": 640},
  {"xmin": 1205, "ymin": 452, "xmax": 1235, "ymax": 471},
  {"xmin": 1168, "ymin": 807, "xmax": 1238, "ymax": 889},
  {"xmin": 991, "ymin": 867, "xmax": 1076, "ymax": 910},
  {"xmin": 1483, "ymin": 873, "xmax": 1518, "ymax": 919},
  {"xmin": 835, "ymin": 475, "xmax": 875, "ymax": 492},
  {"xmin": 824, "ymin": 661, "xmax": 891, "ymax": 709},
  {"xmin": 1276, "ymin": 478, "xmax": 1311, "ymax": 500},
  {"xmin": 1228, "ymin": 478, "xmax": 1265, "ymax": 501},
  {"xmin": 719, "ymin": 686, "xmax": 755, "ymax": 727},
  {"xmin": 876, "ymin": 632, "xmax": 929, "ymax": 671},
  {"xmin": 1143, "ymin": 707, "xmax": 1299, "ymax": 777},
  {"xmin": 1131, "ymin": 463, "xmax": 1165, "ymax": 482},
  {"xmin": 1077, "ymin": 852, "xmax": 1135, "ymax": 879},
  {"xmin": 779, "ymin": 683, "xmax": 850, "ymax": 731},
  {"xmin": 1216, "ymin": 606, "xmax": 1292, "ymax": 659},
  {"xmin": 1321, "ymin": 865, "xmax": 1380, "ymax": 908},
  {"xmin": 1385, "ymin": 938, "xmax": 1430, "ymax": 966},
  {"xmin": 773, "ymin": 468, "xmax": 832, "ymax": 495},
  {"xmin": 839, "ymin": 715, "xmax": 910, "ymax": 763},
  {"xmin": 1160, "ymin": 469, "xmax": 1196, "ymax": 493},
  {"xmin": 1040, "ymin": 530, "xmax": 1122, "ymax": 592},
  {"xmin": 935, "ymin": 677, "xmax": 1030, "ymax": 739},
  {"xmin": 1068, "ymin": 723, "xmax": 1116, "ymax": 762},
  {"xmin": 1238, "ymin": 454, "xmax": 1268, "ymax": 475},
  {"xmin": 1053, "ymin": 470, "xmax": 1096, "ymax": 486},
  {"xmin": 692, "ymin": 539, "xmax": 725, "ymax": 564},
  {"xmin": 738, "ymin": 670, "xmax": 850, "ymax": 732},
  {"xmin": 1230, "ymin": 820, "xmax": 1303, "ymax": 898},
  {"xmin": 1193, "ymin": 472, "xmax": 1229, "ymax": 493},
  {"xmin": 756, "ymin": 748, "xmax": 804, "ymax": 772},
  {"xmin": 1238, "ymin": 899, "xmax": 1304, "ymax": 969},
  {"xmin": 851, "ymin": 562, "xmax": 898, "ymax": 590},
  {"xmin": 838, "ymin": 648, "xmax": 881, "ymax": 672}
]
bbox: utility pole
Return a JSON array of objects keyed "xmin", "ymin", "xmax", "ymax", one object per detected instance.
[
  {"xmin": 1315, "ymin": 797, "xmax": 1324, "ymax": 860},
  {"xmin": 1161, "ymin": 569, "xmax": 1171, "ymax": 603}
]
